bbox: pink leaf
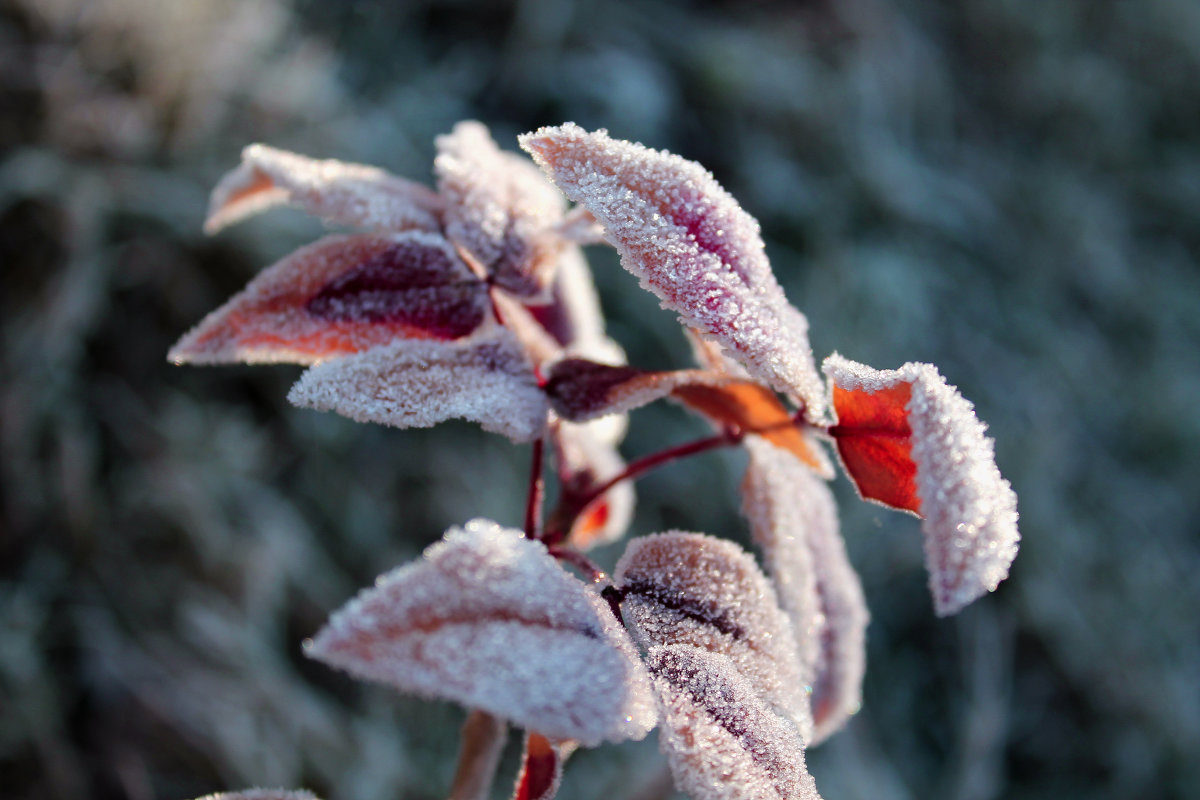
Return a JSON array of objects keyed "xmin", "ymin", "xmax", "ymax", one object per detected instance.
[
  {"xmin": 549, "ymin": 418, "xmax": 635, "ymax": 550},
  {"xmin": 615, "ymin": 533, "xmax": 812, "ymax": 737},
  {"xmin": 286, "ymin": 329, "xmax": 548, "ymax": 443},
  {"xmin": 511, "ymin": 732, "xmax": 574, "ymax": 800},
  {"xmin": 190, "ymin": 791, "xmax": 320, "ymax": 800},
  {"xmin": 519, "ymin": 124, "xmax": 825, "ymax": 421},
  {"xmin": 741, "ymin": 437, "xmax": 868, "ymax": 744},
  {"xmin": 435, "ymin": 121, "xmax": 566, "ymax": 297},
  {"xmin": 648, "ymin": 645, "xmax": 823, "ymax": 800},
  {"xmin": 168, "ymin": 232, "xmax": 491, "ymax": 365},
  {"xmin": 205, "ymin": 144, "xmax": 443, "ymax": 234},
  {"xmin": 823, "ymin": 355, "xmax": 1020, "ymax": 616},
  {"xmin": 306, "ymin": 519, "xmax": 657, "ymax": 745}
]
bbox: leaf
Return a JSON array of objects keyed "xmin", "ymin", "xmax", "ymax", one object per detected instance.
[
  {"xmin": 168, "ymin": 232, "xmax": 491, "ymax": 365},
  {"xmin": 615, "ymin": 533, "xmax": 812, "ymax": 737},
  {"xmin": 511, "ymin": 732, "xmax": 574, "ymax": 800},
  {"xmin": 449, "ymin": 711, "xmax": 508, "ymax": 800},
  {"xmin": 436, "ymin": 121, "xmax": 566, "ymax": 297},
  {"xmin": 648, "ymin": 645, "xmax": 823, "ymax": 800},
  {"xmin": 286, "ymin": 329, "xmax": 549, "ymax": 443},
  {"xmin": 306, "ymin": 519, "xmax": 657, "ymax": 745},
  {"xmin": 741, "ymin": 437, "xmax": 868, "ymax": 744},
  {"xmin": 823, "ymin": 355, "xmax": 1021, "ymax": 616},
  {"xmin": 205, "ymin": 144, "xmax": 443, "ymax": 234},
  {"xmin": 520, "ymin": 124, "xmax": 825, "ymax": 421},
  {"xmin": 190, "ymin": 791, "xmax": 320, "ymax": 800},
  {"xmin": 525, "ymin": 245, "xmax": 626, "ymax": 368},
  {"xmin": 550, "ymin": 418, "xmax": 635, "ymax": 550}
]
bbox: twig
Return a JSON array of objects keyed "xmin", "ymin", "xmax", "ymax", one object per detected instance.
[
  {"xmin": 448, "ymin": 710, "xmax": 507, "ymax": 800},
  {"xmin": 525, "ymin": 437, "xmax": 545, "ymax": 539}
]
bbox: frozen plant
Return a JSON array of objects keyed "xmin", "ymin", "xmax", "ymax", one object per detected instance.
[{"xmin": 172, "ymin": 121, "xmax": 1020, "ymax": 800}]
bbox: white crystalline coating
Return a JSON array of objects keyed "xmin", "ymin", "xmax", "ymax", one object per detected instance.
[
  {"xmin": 615, "ymin": 533, "xmax": 813, "ymax": 739},
  {"xmin": 191, "ymin": 791, "xmax": 319, "ymax": 800},
  {"xmin": 551, "ymin": 418, "xmax": 635, "ymax": 549},
  {"xmin": 648, "ymin": 645, "xmax": 823, "ymax": 800},
  {"xmin": 822, "ymin": 355, "xmax": 1021, "ymax": 616},
  {"xmin": 519, "ymin": 124, "xmax": 826, "ymax": 422},
  {"xmin": 286, "ymin": 329, "xmax": 549, "ymax": 443},
  {"xmin": 307, "ymin": 519, "xmax": 657, "ymax": 746},
  {"xmin": 205, "ymin": 144, "xmax": 443, "ymax": 234},
  {"xmin": 434, "ymin": 121, "xmax": 566, "ymax": 294},
  {"xmin": 555, "ymin": 206, "xmax": 608, "ymax": 245},
  {"xmin": 741, "ymin": 437, "xmax": 868, "ymax": 744}
]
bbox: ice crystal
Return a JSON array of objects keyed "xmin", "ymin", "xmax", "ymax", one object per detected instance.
[
  {"xmin": 648, "ymin": 645, "xmax": 822, "ymax": 800},
  {"xmin": 741, "ymin": 437, "xmax": 868, "ymax": 743},
  {"xmin": 307, "ymin": 519, "xmax": 656, "ymax": 746},
  {"xmin": 823, "ymin": 355, "xmax": 1020, "ymax": 616},
  {"xmin": 286, "ymin": 329, "xmax": 548, "ymax": 443},
  {"xmin": 168, "ymin": 232, "xmax": 490, "ymax": 364},
  {"xmin": 615, "ymin": 533, "xmax": 812, "ymax": 736},
  {"xmin": 520, "ymin": 123, "xmax": 825, "ymax": 421},
  {"xmin": 205, "ymin": 144, "xmax": 443, "ymax": 235}
]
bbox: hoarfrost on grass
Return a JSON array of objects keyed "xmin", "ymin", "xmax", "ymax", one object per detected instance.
[
  {"xmin": 648, "ymin": 645, "xmax": 823, "ymax": 800},
  {"xmin": 741, "ymin": 436, "xmax": 868, "ymax": 743},
  {"xmin": 823, "ymin": 354, "xmax": 1020, "ymax": 616},
  {"xmin": 307, "ymin": 519, "xmax": 657, "ymax": 746},
  {"xmin": 286, "ymin": 329, "xmax": 548, "ymax": 443},
  {"xmin": 520, "ymin": 123, "xmax": 826, "ymax": 421}
]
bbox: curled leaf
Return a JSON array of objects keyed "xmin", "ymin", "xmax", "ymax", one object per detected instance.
[
  {"xmin": 823, "ymin": 355, "xmax": 1020, "ymax": 616},
  {"xmin": 550, "ymin": 418, "xmax": 635, "ymax": 550},
  {"xmin": 648, "ymin": 645, "xmax": 822, "ymax": 800},
  {"xmin": 615, "ymin": 533, "xmax": 811, "ymax": 736},
  {"xmin": 205, "ymin": 144, "xmax": 442, "ymax": 234},
  {"xmin": 512, "ymin": 732, "xmax": 575, "ymax": 800},
  {"xmin": 436, "ymin": 121, "xmax": 566, "ymax": 296},
  {"xmin": 741, "ymin": 437, "xmax": 868, "ymax": 744},
  {"xmin": 169, "ymin": 232, "xmax": 491, "ymax": 365},
  {"xmin": 286, "ymin": 329, "xmax": 548, "ymax": 443},
  {"xmin": 520, "ymin": 124, "xmax": 825, "ymax": 421},
  {"xmin": 306, "ymin": 519, "xmax": 657, "ymax": 745}
]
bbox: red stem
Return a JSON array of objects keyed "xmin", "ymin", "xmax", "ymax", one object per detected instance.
[
  {"xmin": 524, "ymin": 437, "xmax": 545, "ymax": 539},
  {"xmin": 547, "ymin": 545, "xmax": 608, "ymax": 583}
]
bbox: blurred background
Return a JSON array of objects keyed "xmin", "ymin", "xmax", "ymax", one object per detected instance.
[{"xmin": 2, "ymin": 0, "xmax": 1198, "ymax": 798}]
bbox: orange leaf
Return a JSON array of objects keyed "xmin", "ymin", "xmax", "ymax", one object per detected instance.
[
  {"xmin": 828, "ymin": 381, "xmax": 920, "ymax": 513},
  {"xmin": 511, "ymin": 733, "xmax": 574, "ymax": 800}
]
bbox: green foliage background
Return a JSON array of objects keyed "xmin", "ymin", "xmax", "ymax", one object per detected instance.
[{"xmin": 2, "ymin": 1, "xmax": 1198, "ymax": 798}]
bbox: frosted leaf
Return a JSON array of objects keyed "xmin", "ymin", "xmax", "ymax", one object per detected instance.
[
  {"xmin": 823, "ymin": 355, "xmax": 1021, "ymax": 616},
  {"xmin": 205, "ymin": 144, "xmax": 442, "ymax": 234},
  {"xmin": 615, "ymin": 533, "xmax": 812, "ymax": 737},
  {"xmin": 307, "ymin": 519, "xmax": 657, "ymax": 746},
  {"xmin": 741, "ymin": 437, "xmax": 868, "ymax": 744},
  {"xmin": 527, "ymin": 246, "xmax": 626, "ymax": 368},
  {"xmin": 550, "ymin": 418, "xmax": 635, "ymax": 550},
  {"xmin": 286, "ymin": 329, "xmax": 548, "ymax": 442},
  {"xmin": 648, "ymin": 645, "xmax": 822, "ymax": 800},
  {"xmin": 190, "ymin": 792, "xmax": 320, "ymax": 800},
  {"xmin": 519, "ymin": 124, "xmax": 825, "ymax": 421},
  {"xmin": 435, "ymin": 121, "xmax": 566, "ymax": 297},
  {"xmin": 555, "ymin": 206, "xmax": 607, "ymax": 245},
  {"xmin": 168, "ymin": 232, "xmax": 490, "ymax": 365},
  {"xmin": 512, "ymin": 732, "xmax": 575, "ymax": 800}
]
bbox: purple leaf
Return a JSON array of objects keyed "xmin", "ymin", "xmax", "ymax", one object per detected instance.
[
  {"xmin": 741, "ymin": 436, "xmax": 868, "ymax": 743},
  {"xmin": 286, "ymin": 328, "xmax": 548, "ymax": 443},
  {"xmin": 306, "ymin": 519, "xmax": 657, "ymax": 745},
  {"xmin": 823, "ymin": 355, "xmax": 1020, "ymax": 616},
  {"xmin": 648, "ymin": 645, "xmax": 823, "ymax": 800},
  {"xmin": 520, "ymin": 124, "xmax": 825, "ymax": 421},
  {"xmin": 615, "ymin": 533, "xmax": 812, "ymax": 737},
  {"xmin": 205, "ymin": 144, "xmax": 442, "ymax": 234}
]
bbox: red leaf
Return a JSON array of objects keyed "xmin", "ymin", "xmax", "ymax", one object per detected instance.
[
  {"xmin": 828, "ymin": 380, "xmax": 919, "ymax": 513},
  {"xmin": 169, "ymin": 232, "xmax": 490, "ymax": 365},
  {"xmin": 512, "ymin": 733, "xmax": 573, "ymax": 800},
  {"xmin": 824, "ymin": 355, "xmax": 1020, "ymax": 616}
]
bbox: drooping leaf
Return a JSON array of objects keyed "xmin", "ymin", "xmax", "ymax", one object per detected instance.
[
  {"xmin": 168, "ymin": 232, "xmax": 491, "ymax": 365},
  {"xmin": 741, "ymin": 437, "xmax": 868, "ymax": 744},
  {"xmin": 520, "ymin": 124, "xmax": 825, "ymax": 421},
  {"xmin": 511, "ymin": 732, "xmax": 574, "ymax": 800},
  {"xmin": 823, "ymin": 355, "xmax": 1020, "ymax": 616},
  {"xmin": 286, "ymin": 329, "xmax": 548, "ymax": 443},
  {"xmin": 615, "ymin": 533, "xmax": 812, "ymax": 736},
  {"xmin": 190, "ymin": 791, "xmax": 320, "ymax": 800},
  {"xmin": 205, "ymin": 144, "xmax": 443, "ymax": 234},
  {"xmin": 306, "ymin": 519, "xmax": 657, "ymax": 745},
  {"xmin": 648, "ymin": 645, "xmax": 823, "ymax": 800},
  {"xmin": 436, "ymin": 121, "xmax": 566, "ymax": 297},
  {"xmin": 549, "ymin": 418, "xmax": 635, "ymax": 550}
]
